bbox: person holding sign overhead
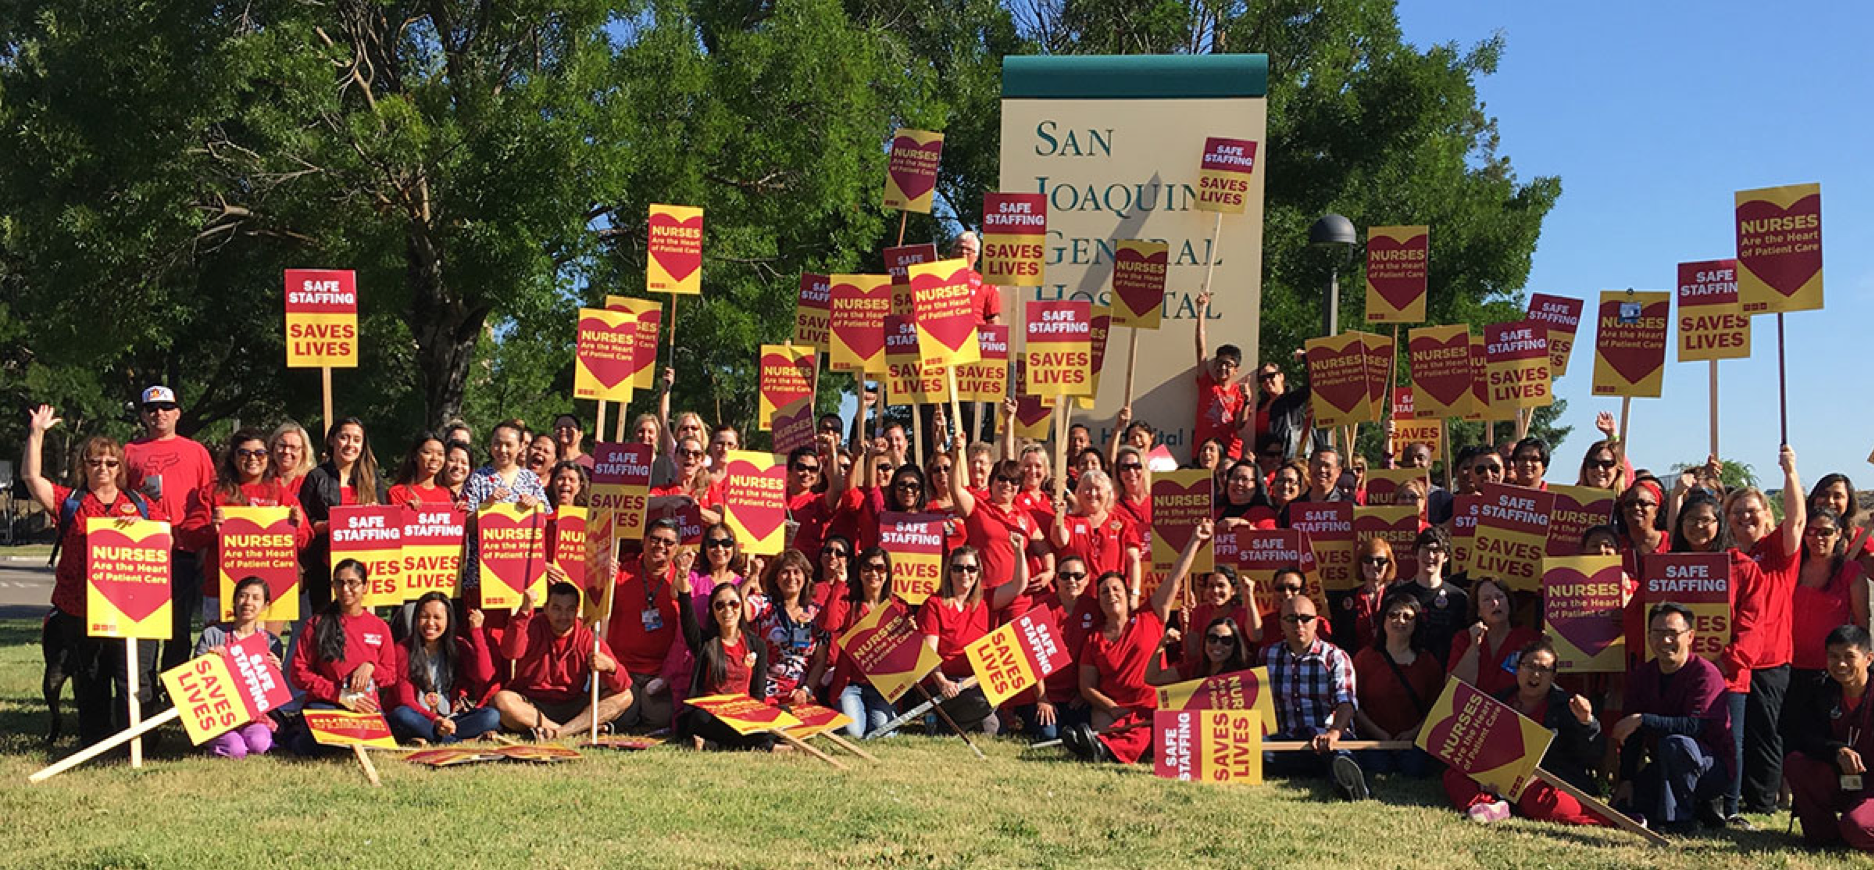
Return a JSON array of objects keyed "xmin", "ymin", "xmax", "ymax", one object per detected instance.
[
  {"xmin": 1612, "ymin": 602, "xmax": 1731, "ymax": 832},
  {"xmin": 1189, "ymin": 290, "xmax": 1250, "ymax": 461},
  {"xmin": 193, "ymin": 577, "xmax": 285, "ymax": 759},
  {"xmin": 287, "ymin": 559, "xmax": 399, "ymax": 753},
  {"xmin": 298, "ymin": 418, "xmax": 388, "ymax": 612},
  {"xmin": 21, "ymin": 405, "xmax": 166, "ymax": 746},
  {"xmin": 1784, "ymin": 624, "xmax": 1874, "ymax": 851},
  {"xmin": 1721, "ymin": 446, "xmax": 1805, "ymax": 819}
]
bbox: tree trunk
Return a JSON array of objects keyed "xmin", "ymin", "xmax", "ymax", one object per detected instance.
[{"xmin": 406, "ymin": 224, "xmax": 487, "ymax": 430}]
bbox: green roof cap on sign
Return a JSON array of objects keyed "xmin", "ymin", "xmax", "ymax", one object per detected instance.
[{"xmin": 1002, "ymin": 54, "xmax": 1269, "ymax": 100}]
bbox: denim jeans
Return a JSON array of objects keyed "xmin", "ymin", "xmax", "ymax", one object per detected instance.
[
  {"xmin": 387, "ymin": 704, "xmax": 502, "ymax": 743},
  {"xmin": 1359, "ymin": 746, "xmax": 1438, "ymax": 778},
  {"xmin": 1013, "ymin": 700, "xmax": 1091, "ymax": 742},
  {"xmin": 838, "ymin": 684, "xmax": 897, "ymax": 738}
]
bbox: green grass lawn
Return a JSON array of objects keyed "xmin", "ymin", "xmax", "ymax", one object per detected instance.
[{"xmin": 0, "ymin": 618, "xmax": 1858, "ymax": 869}]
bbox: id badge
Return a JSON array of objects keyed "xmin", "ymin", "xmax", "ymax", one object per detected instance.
[{"xmin": 641, "ymin": 607, "xmax": 664, "ymax": 632}]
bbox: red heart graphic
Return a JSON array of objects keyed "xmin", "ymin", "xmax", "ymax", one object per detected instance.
[
  {"xmin": 88, "ymin": 526, "xmax": 171, "ymax": 624},
  {"xmin": 478, "ymin": 509, "xmax": 544, "ymax": 596},
  {"xmin": 1424, "ymin": 681, "xmax": 1528, "ymax": 774},
  {"xmin": 1736, "ymin": 194, "xmax": 1822, "ymax": 296},
  {"xmin": 830, "ymin": 280, "xmax": 887, "ymax": 362},
  {"xmin": 1409, "ymin": 331, "xmax": 1472, "ymax": 409},
  {"xmin": 1112, "ymin": 244, "xmax": 1167, "ymax": 321},
  {"xmin": 648, "ymin": 212, "xmax": 703, "ymax": 282},
  {"xmin": 1543, "ymin": 565, "xmax": 1625, "ymax": 660},
  {"xmin": 1148, "ymin": 478, "xmax": 1209, "ymax": 554},
  {"xmin": 1307, "ymin": 343, "xmax": 1369, "ymax": 414},
  {"xmin": 887, "ymin": 136, "xmax": 943, "ymax": 202},
  {"xmin": 724, "ymin": 458, "xmax": 787, "ymax": 544},
  {"xmin": 910, "ymin": 264, "xmax": 979, "ymax": 355},
  {"xmin": 759, "ymin": 351, "xmax": 815, "ymax": 409},
  {"xmin": 219, "ymin": 515, "xmax": 301, "ymax": 601},
  {"xmin": 771, "ymin": 400, "xmax": 816, "ymax": 455},
  {"xmin": 1595, "ymin": 298, "xmax": 1668, "ymax": 386},
  {"xmin": 578, "ymin": 315, "xmax": 637, "ymax": 390},
  {"xmin": 1367, "ymin": 233, "xmax": 1428, "ymax": 312},
  {"xmin": 1356, "ymin": 512, "xmax": 1421, "ymax": 577}
]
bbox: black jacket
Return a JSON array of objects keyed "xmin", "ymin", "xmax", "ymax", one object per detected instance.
[
  {"xmin": 1495, "ymin": 683, "xmax": 1605, "ymax": 790},
  {"xmin": 1787, "ymin": 670, "xmax": 1874, "ymax": 769},
  {"xmin": 298, "ymin": 460, "xmax": 390, "ymax": 571}
]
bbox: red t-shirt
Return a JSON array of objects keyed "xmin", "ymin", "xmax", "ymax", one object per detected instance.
[
  {"xmin": 967, "ymin": 269, "xmax": 1001, "ymax": 325},
  {"xmin": 1118, "ymin": 495, "xmax": 1152, "ymax": 552},
  {"xmin": 48, "ymin": 485, "xmax": 169, "ymax": 617},
  {"xmin": 1042, "ymin": 595, "xmax": 1102, "ymax": 704},
  {"xmin": 1194, "ymin": 370, "xmax": 1248, "ymax": 460},
  {"xmin": 701, "ymin": 634, "xmax": 757, "ymax": 698},
  {"xmin": 288, "ymin": 610, "xmax": 399, "ymax": 705},
  {"xmin": 788, "ymin": 488, "xmax": 831, "ymax": 557},
  {"xmin": 502, "ymin": 609, "xmax": 624, "ymax": 703},
  {"xmin": 603, "ymin": 559, "xmax": 679, "ymax": 675},
  {"xmin": 1183, "ymin": 602, "xmax": 1254, "ymax": 663},
  {"xmin": 389, "ymin": 482, "xmax": 455, "ymax": 505},
  {"xmin": 124, "ymin": 435, "xmax": 216, "ymax": 548},
  {"xmin": 1060, "ymin": 512, "xmax": 1140, "ymax": 579},
  {"xmin": 1447, "ymin": 626, "xmax": 1540, "ymax": 698},
  {"xmin": 1015, "ymin": 489, "xmax": 1055, "ymax": 528},
  {"xmin": 1079, "ymin": 609, "xmax": 1165, "ymax": 711},
  {"xmin": 963, "ymin": 499, "xmax": 1037, "ymax": 593},
  {"xmin": 1352, "ymin": 647, "xmax": 1444, "ymax": 738},
  {"xmin": 1745, "ymin": 527, "xmax": 1799, "ymax": 669},
  {"xmin": 918, "ymin": 598, "xmax": 991, "ymax": 677},
  {"xmin": 1794, "ymin": 560, "xmax": 1862, "ymax": 670}
]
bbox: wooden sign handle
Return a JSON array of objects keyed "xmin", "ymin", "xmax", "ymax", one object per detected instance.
[
  {"xmin": 772, "ymin": 729, "xmax": 848, "ymax": 769},
  {"xmin": 28, "ymin": 707, "xmax": 180, "ymax": 783},
  {"xmin": 1533, "ymin": 766, "xmax": 1670, "ymax": 848},
  {"xmin": 352, "ymin": 743, "xmax": 383, "ymax": 787},
  {"xmin": 126, "ymin": 638, "xmax": 143, "ymax": 768}
]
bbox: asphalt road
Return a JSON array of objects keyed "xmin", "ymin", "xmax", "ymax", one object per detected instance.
[{"xmin": 0, "ymin": 557, "xmax": 54, "ymax": 621}]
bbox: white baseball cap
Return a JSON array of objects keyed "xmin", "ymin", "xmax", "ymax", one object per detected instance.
[{"xmin": 140, "ymin": 385, "xmax": 178, "ymax": 407}]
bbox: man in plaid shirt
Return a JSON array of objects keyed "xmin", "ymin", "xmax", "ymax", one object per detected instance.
[{"xmin": 1262, "ymin": 595, "xmax": 1370, "ymax": 800}]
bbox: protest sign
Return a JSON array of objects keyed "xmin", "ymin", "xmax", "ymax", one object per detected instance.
[
  {"xmin": 1407, "ymin": 325, "xmax": 1472, "ymax": 420},
  {"xmin": 1195, "ymin": 137, "xmax": 1258, "ymax": 214},
  {"xmin": 783, "ymin": 704, "xmax": 858, "ymax": 740},
  {"xmin": 771, "ymin": 399, "xmax": 816, "ymax": 456},
  {"xmin": 401, "ymin": 505, "xmax": 465, "ymax": 600},
  {"xmin": 883, "ymin": 315, "xmax": 952, "ymax": 406},
  {"xmin": 549, "ymin": 506, "xmax": 588, "ymax": 574},
  {"xmin": 884, "ymin": 243, "xmax": 938, "ymax": 317},
  {"xmin": 573, "ymin": 307, "xmax": 638, "ymax": 403},
  {"xmin": 1641, "ymin": 553, "xmax": 1731, "ymax": 662},
  {"xmin": 837, "ymin": 600, "xmax": 943, "ymax": 703},
  {"xmin": 1525, "ymin": 293, "xmax": 1585, "ymax": 378},
  {"xmin": 284, "ymin": 269, "xmax": 358, "ymax": 369},
  {"xmin": 1351, "ymin": 330, "xmax": 1394, "ymax": 420},
  {"xmin": 588, "ymin": 442, "xmax": 653, "ymax": 545},
  {"xmin": 908, "ymin": 258, "xmax": 982, "ymax": 367},
  {"xmin": 1463, "ymin": 334, "xmax": 1498, "ymax": 422},
  {"xmin": 1304, "ymin": 333, "xmax": 1372, "ymax": 429},
  {"xmin": 1362, "ymin": 468, "xmax": 1426, "ymax": 508},
  {"xmin": 1001, "ymin": 385, "xmax": 1054, "ymax": 440},
  {"xmin": 646, "ymin": 204, "xmax": 703, "ymax": 295},
  {"xmin": 216, "ymin": 506, "xmax": 297, "ymax": 621},
  {"xmin": 1544, "ymin": 485, "xmax": 1617, "ymax": 558},
  {"xmin": 1394, "ymin": 414, "xmax": 1444, "ymax": 460},
  {"xmin": 1075, "ymin": 305, "xmax": 1111, "ymax": 410},
  {"xmin": 1677, "ymin": 260, "xmax": 1750, "ymax": 362},
  {"xmin": 1543, "ymin": 555, "xmax": 1627, "ymax": 672},
  {"xmin": 1471, "ymin": 483, "xmax": 1554, "ymax": 592},
  {"xmin": 1449, "ymin": 494, "xmax": 1481, "ymax": 576},
  {"xmin": 1110, "ymin": 239, "xmax": 1169, "ymax": 329},
  {"xmin": 687, "ymin": 694, "xmax": 803, "ymax": 735},
  {"xmin": 1365, "ymin": 225, "xmax": 1428, "ymax": 323},
  {"xmin": 1150, "ymin": 470, "xmax": 1213, "ymax": 578},
  {"xmin": 880, "ymin": 512, "xmax": 945, "ymax": 605},
  {"xmin": 1154, "ymin": 710, "xmax": 1263, "ymax": 784},
  {"xmin": 1233, "ymin": 528, "xmax": 1327, "ymax": 614},
  {"xmin": 329, "ymin": 505, "xmax": 404, "ymax": 607},
  {"xmin": 1735, "ymin": 182, "xmax": 1822, "ymax": 314},
  {"xmin": 1354, "ymin": 506, "xmax": 1420, "ymax": 579},
  {"xmin": 305, "ymin": 709, "xmax": 399, "ymax": 749},
  {"xmin": 1024, "ymin": 300, "xmax": 1092, "ymax": 397},
  {"xmin": 721, "ymin": 451, "xmax": 788, "ymax": 555},
  {"xmin": 86, "ymin": 518, "xmax": 172, "ymax": 639},
  {"xmin": 1287, "ymin": 502, "xmax": 1356, "ymax": 592},
  {"xmin": 827, "ymin": 274, "xmax": 891, "ymax": 374},
  {"xmin": 1155, "ymin": 667, "xmax": 1277, "ymax": 735},
  {"xmin": 1591, "ymin": 291, "xmax": 1670, "ymax": 398},
  {"xmin": 882, "ymin": 129, "xmax": 944, "ymax": 213},
  {"xmin": 954, "ymin": 325, "xmax": 1009, "ymax": 404},
  {"xmin": 964, "ymin": 609, "xmax": 1071, "ymax": 708},
  {"xmin": 475, "ymin": 503, "xmax": 547, "ymax": 611},
  {"xmin": 981, "ymin": 192, "xmax": 1046, "ymax": 286},
  {"xmin": 757, "ymin": 344, "xmax": 816, "ymax": 429},
  {"xmin": 1483, "ymin": 321, "xmax": 1550, "ymax": 411},
  {"xmin": 161, "ymin": 632, "xmax": 293, "ymax": 746},
  {"xmin": 1417, "ymin": 677, "xmax": 1553, "ymax": 800},
  {"xmin": 793, "ymin": 273, "xmax": 831, "ymax": 350},
  {"xmin": 603, "ymin": 296, "xmax": 663, "ymax": 391}
]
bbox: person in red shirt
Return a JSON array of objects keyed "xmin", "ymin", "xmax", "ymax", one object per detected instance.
[
  {"xmin": 491, "ymin": 583, "xmax": 629, "ymax": 739},
  {"xmin": 1181, "ymin": 565, "xmax": 1261, "ymax": 664},
  {"xmin": 947, "ymin": 442, "xmax": 1049, "ymax": 620},
  {"xmin": 918, "ymin": 546, "xmax": 1005, "ymax": 734},
  {"xmin": 1446, "ymin": 639, "xmax": 1609, "ymax": 825},
  {"xmin": 1013, "ymin": 441, "xmax": 1056, "ymax": 528},
  {"xmin": 1020, "ymin": 555, "xmax": 1098, "ymax": 742},
  {"xmin": 1190, "ymin": 291, "xmax": 1251, "ymax": 460},
  {"xmin": 388, "ymin": 592, "xmax": 500, "ymax": 743},
  {"xmin": 287, "ymin": 559, "xmax": 400, "ymax": 753},
  {"xmin": 1049, "ymin": 469, "xmax": 1142, "ymax": 600},
  {"xmin": 1216, "ymin": 460, "xmax": 1278, "ymax": 532},
  {"xmin": 1113, "ymin": 446, "xmax": 1152, "ymax": 540},
  {"xmin": 206, "ymin": 429, "xmax": 311, "ymax": 619},
  {"xmin": 1061, "ymin": 519, "xmax": 1206, "ymax": 763},
  {"xmin": 124, "ymin": 385, "xmax": 217, "ymax": 670},
  {"xmin": 1337, "ymin": 538, "xmax": 1395, "ymax": 653},
  {"xmin": 648, "ymin": 435, "xmax": 720, "ymax": 529},
  {"xmin": 1352, "ymin": 594, "xmax": 1442, "ymax": 777},
  {"xmin": 671, "ymin": 567, "xmax": 774, "ymax": 750},
  {"xmin": 785, "ymin": 441, "xmax": 835, "ymax": 561},
  {"xmin": 553, "ymin": 413, "xmax": 593, "ymax": 471},
  {"xmin": 596, "ymin": 518, "xmax": 682, "ymax": 730},
  {"xmin": 1448, "ymin": 577, "xmax": 1539, "ymax": 698},
  {"xmin": 1149, "ymin": 610, "xmax": 1252, "ymax": 685},
  {"xmin": 22, "ymin": 405, "xmax": 167, "ymax": 746},
  {"xmin": 267, "ymin": 421, "xmax": 316, "ymax": 500},
  {"xmin": 439, "ymin": 440, "xmax": 474, "ymax": 507},
  {"xmin": 388, "ymin": 433, "xmax": 453, "ymax": 508}
]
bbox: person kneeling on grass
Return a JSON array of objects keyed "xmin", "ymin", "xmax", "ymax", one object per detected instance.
[
  {"xmin": 492, "ymin": 583, "xmax": 631, "ymax": 740},
  {"xmin": 1784, "ymin": 624, "xmax": 1874, "ymax": 850},
  {"xmin": 1263, "ymin": 593, "xmax": 1369, "ymax": 801},
  {"xmin": 196, "ymin": 576, "xmax": 284, "ymax": 759},
  {"xmin": 1060, "ymin": 520, "xmax": 1205, "ymax": 763},
  {"xmin": 1444, "ymin": 638, "xmax": 1610, "ymax": 825},
  {"xmin": 672, "ymin": 566, "xmax": 775, "ymax": 751},
  {"xmin": 388, "ymin": 592, "xmax": 501, "ymax": 744},
  {"xmin": 287, "ymin": 559, "xmax": 400, "ymax": 754},
  {"xmin": 1610, "ymin": 602, "xmax": 1731, "ymax": 831}
]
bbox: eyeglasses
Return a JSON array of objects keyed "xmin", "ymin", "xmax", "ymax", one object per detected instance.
[
  {"xmin": 1280, "ymin": 613, "xmax": 1317, "ymax": 624},
  {"xmin": 1627, "ymin": 500, "xmax": 1659, "ymax": 511},
  {"xmin": 1117, "ymin": 463, "xmax": 1143, "ymax": 472},
  {"xmin": 678, "ymin": 449, "xmax": 704, "ymax": 460},
  {"xmin": 1361, "ymin": 557, "xmax": 1390, "ymax": 567},
  {"xmin": 711, "ymin": 599, "xmax": 742, "ymax": 612},
  {"xmin": 823, "ymin": 549, "xmax": 850, "ymax": 559},
  {"xmin": 1205, "ymin": 634, "xmax": 1235, "ymax": 645},
  {"xmin": 236, "ymin": 448, "xmax": 269, "ymax": 459},
  {"xmin": 862, "ymin": 562, "xmax": 889, "ymax": 572},
  {"xmin": 1648, "ymin": 628, "xmax": 1689, "ymax": 640},
  {"xmin": 1275, "ymin": 585, "xmax": 1303, "ymax": 595},
  {"xmin": 793, "ymin": 464, "xmax": 821, "ymax": 474},
  {"xmin": 1217, "ymin": 359, "xmax": 1240, "ymax": 370},
  {"xmin": 1513, "ymin": 454, "xmax": 1543, "ymax": 465},
  {"xmin": 336, "ymin": 577, "xmax": 367, "ymax": 588},
  {"xmin": 1807, "ymin": 527, "xmax": 1840, "ymax": 538},
  {"xmin": 1256, "ymin": 371, "xmax": 1279, "ymax": 382},
  {"xmin": 646, "ymin": 537, "xmax": 679, "ymax": 549},
  {"xmin": 84, "ymin": 459, "xmax": 122, "ymax": 469},
  {"xmin": 949, "ymin": 564, "xmax": 981, "ymax": 574},
  {"xmin": 1057, "ymin": 571, "xmax": 1086, "ymax": 581},
  {"xmin": 705, "ymin": 538, "xmax": 735, "ymax": 548},
  {"xmin": 931, "ymin": 464, "xmax": 953, "ymax": 474},
  {"xmin": 1586, "ymin": 458, "xmax": 1617, "ymax": 470},
  {"xmin": 1518, "ymin": 661, "xmax": 1556, "ymax": 674},
  {"xmin": 1475, "ymin": 464, "xmax": 1504, "ymax": 474}
]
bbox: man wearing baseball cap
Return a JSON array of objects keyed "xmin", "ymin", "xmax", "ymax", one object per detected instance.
[{"xmin": 124, "ymin": 385, "xmax": 217, "ymax": 672}]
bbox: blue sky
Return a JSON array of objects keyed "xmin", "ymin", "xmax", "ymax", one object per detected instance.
[{"xmin": 1394, "ymin": 2, "xmax": 1872, "ymax": 487}]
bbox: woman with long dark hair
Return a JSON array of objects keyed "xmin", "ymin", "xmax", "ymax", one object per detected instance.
[
  {"xmin": 389, "ymin": 433, "xmax": 453, "ymax": 508},
  {"xmin": 671, "ymin": 567, "xmax": 773, "ymax": 751},
  {"xmin": 1352, "ymin": 593, "xmax": 1442, "ymax": 776},
  {"xmin": 287, "ymin": 559, "xmax": 399, "ymax": 753},
  {"xmin": 194, "ymin": 577, "xmax": 285, "ymax": 758},
  {"xmin": 298, "ymin": 418, "xmax": 388, "ymax": 611},
  {"xmin": 388, "ymin": 592, "xmax": 500, "ymax": 743},
  {"xmin": 1148, "ymin": 615, "xmax": 1250, "ymax": 685},
  {"xmin": 821, "ymin": 547, "xmax": 897, "ymax": 738},
  {"xmin": 207, "ymin": 429, "xmax": 308, "ymax": 621}
]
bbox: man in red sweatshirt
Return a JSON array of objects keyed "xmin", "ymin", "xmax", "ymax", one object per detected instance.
[
  {"xmin": 492, "ymin": 583, "xmax": 629, "ymax": 739},
  {"xmin": 123, "ymin": 385, "xmax": 217, "ymax": 671}
]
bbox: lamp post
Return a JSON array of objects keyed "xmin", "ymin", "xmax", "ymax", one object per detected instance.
[{"xmin": 1309, "ymin": 214, "xmax": 1357, "ymax": 337}]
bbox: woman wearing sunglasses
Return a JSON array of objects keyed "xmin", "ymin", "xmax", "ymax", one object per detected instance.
[
  {"xmin": 1444, "ymin": 638, "xmax": 1608, "ymax": 825},
  {"xmin": 821, "ymin": 547, "xmax": 899, "ymax": 738},
  {"xmin": 672, "ymin": 561, "xmax": 773, "ymax": 751},
  {"xmin": 1149, "ymin": 614, "xmax": 1251, "ymax": 685},
  {"xmin": 918, "ymin": 546, "xmax": 1009, "ymax": 734},
  {"xmin": 650, "ymin": 525, "xmax": 746, "ymax": 716},
  {"xmin": 207, "ymin": 429, "xmax": 310, "ymax": 621}
]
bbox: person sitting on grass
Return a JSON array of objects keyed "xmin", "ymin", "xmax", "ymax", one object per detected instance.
[
  {"xmin": 1443, "ymin": 638, "xmax": 1609, "ymax": 826},
  {"xmin": 1784, "ymin": 624, "xmax": 1874, "ymax": 851},
  {"xmin": 388, "ymin": 592, "xmax": 500, "ymax": 744},
  {"xmin": 1149, "ymin": 614, "xmax": 1252, "ymax": 685},
  {"xmin": 287, "ymin": 558, "xmax": 400, "ymax": 754},
  {"xmin": 1263, "ymin": 593, "xmax": 1369, "ymax": 801},
  {"xmin": 1611, "ymin": 602, "xmax": 1731, "ymax": 832},
  {"xmin": 194, "ymin": 576, "xmax": 284, "ymax": 759},
  {"xmin": 1060, "ymin": 519, "xmax": 1205, "ymax": 764},
  {"xmin": 492, "ymin": 583, "xmax": 631, "ymax": 740},
  {"xmin": 672, "ymin": 566, "xmax": 773, "ymax": 751},
  {"xmin": 918, "ymin": 546, "xmax": 1003, "ymax": 735},
  {"xmin": 1350, "ymin": 593, "xmax": 1441, "ymax": 777}
]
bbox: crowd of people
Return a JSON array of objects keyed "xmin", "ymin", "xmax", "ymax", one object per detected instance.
[{"xmin": 16, "ymin": 242, "xmax": 1874, "ymax": 848}]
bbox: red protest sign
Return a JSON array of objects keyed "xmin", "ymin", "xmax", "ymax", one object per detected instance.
[
  {"xmin": 1449, "ymin": 494, "xmax": 1481, "ymax": 575},
  {"xmin": 86, "ymin": 518, "xmax": 172, "ymax": 639},
  {"xmin": 305, "ymin": 709, "xmax": 398, "ymax": 748},
  {"xmin": 884, "ymin": 243, "xmax": 938, "ymax": 318},
  {"xmin": 757, "ymin": 344, "xmax": 816, "ymax": 430},
  {"xmin": 1154, "ymin": 709, "xmax": 1264, "ymax": 784},
  {"xmin": 329, "ymin": 505, "xmax": 404, "ymax": 607},
  {"xmin": 160, "ymin": 632, "xmax": 294, "ymax": 745},
  {"xmin": 828, "ymin": 274, "xmax": 891, "ymax": 374},
  {"xmin": 1591, "ymin": 291, "xmax": 1670, "ymax": 398},
  {"xmin": 770, "ymin": 399, "xmax": 816, "ymax": 457},
  {"xmin": 908, "ymin": 258, "xmax": 982, "ymax": 367},
  {"xmin": 1288, "ymin": 502, "xmax": 1355, "ymax": 592},
  {"xmin": 284, "ymin": 269, "xmax": 358, "ymax": 369},
  {"xmin": 1735, "ymin": 183, "xmax": 1822, "ymax": 314},
  {"xmin": 646, "ymin": 204, "xmax": 703, "ymax": 295},
  {"xmin": 882, "ymin": 129, "xmax": 943, "ymax": 214},
  {"xmin": 1023, "ymin": 300, "xmax": 1092, "ymax": 397},
  {"xmin": 1641, "ymin": 553, "xmax": 1731, "ymax": 661},
  {"xmin": 1544, "ymin": 484, "xmax": 1617, "ymax": 559},
  {"xmin": 883, "ymin": 314, "xmax": 952, "ymax": 406},
  {"xmin": 603, "ymin": 296, "xmax": 662, "ymax": 390},
  {"xmin": 964, "ymin": 609, "xmax": 1072, "ymax": 708},
  {"xmin": 1483, "ymin": 320, "xmax": 1550, "ymax": 411},
  {"xmin": 1472, "ymin": 482, "xmax": 1554, "ymax": 592},
  {"xmin": 1233, "ymin": 528, "xmax": 1327, "ymax": 615},
  {"xmin": 793, "ymin": 273, "xmax": 831, "ymax": 350},
  {"xmin": 588, "ymin": 441, "xmax": 653, "ymax": 544},
  {"xmin": 574, "ymin": 307, "xmax": 638, "ymax": 402},
  {"xmin": 1525, "ymin": 293, "xmax": 1585, "ymax": 378},
  {"xmin": 981, "ymin": 192, "xmax": 1046, "ymax": 286},
  {"xmin": 1407, "ymin": 324, "xmax": 1473, "ymax": 419},
  {"xmin": 1110, "ymin": 239, "xmax": 1169, "ymax": 329},
  {"xmin": 401, "ymin": 505, "xmax": 465, "ymax": 600},
  {"xmin": 1677, "ymin": 260, "xmax": 1750, "ymax": 362},
  {"xmin": 836, "ymin": 600, "xmax": 943, "ymax": 703},
  {"xmin": 1195, "ymin": 137, "xmax": 1257, "ymax": 214},
  {"xmin": 1416, "ymin": 677, "xmax": 1553, "ymax": 800},
  {"xmin": 1365, "ymin": 226, "xmax": 1428, "ymax": 323},
  {"xmin": 880, "ymin": 512, "xmax": 945, "ymax": 605},
  {"xmin": 1543, "ymin": 555, "xmax": 1627, "ymax": 672}
]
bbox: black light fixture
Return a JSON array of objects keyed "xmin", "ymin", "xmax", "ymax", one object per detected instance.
[{"xmin": 1309, "ymin": 214, "xmax": 1357, "ymax": 336}]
